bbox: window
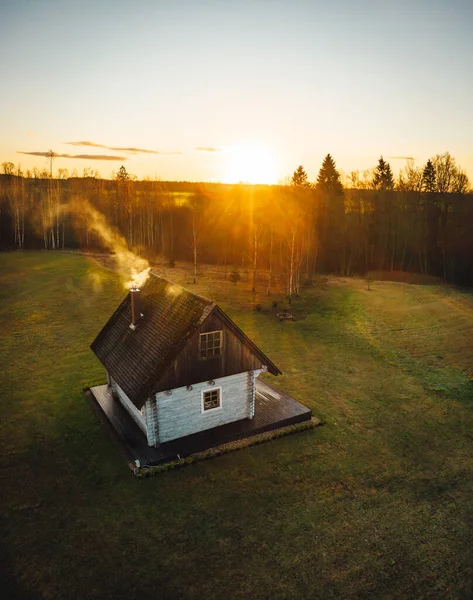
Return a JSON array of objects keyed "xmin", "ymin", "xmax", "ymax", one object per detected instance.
[
  {"xmin": 202, "ymin": 388, "xmax": 221, "ymax": 411},
  {"xmin": 199, "ymin": 330, "xmax": 223, "ymax": 359}
]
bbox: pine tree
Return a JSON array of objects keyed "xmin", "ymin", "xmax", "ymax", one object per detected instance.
[
  {"xmin": 115, "ymin": 165, "xmax": 129, "ymax": 182},
  {"xmin": 373, "ymin": 156, "xmax": 394, "ymax": 191},
  {"xmin": 422, "ymin": 159, "xmax": 436, "ymax": 192},
  {"xmin": 315, "ymin": 154, "xmax": 343, "ymax": 195},
  {"xmin": 315, "ymin": 154, "xmax": 344, "ymax": 274},
  {"xmin": 291, "ymin": 165, "xmax": 310, "ymax": 188}
]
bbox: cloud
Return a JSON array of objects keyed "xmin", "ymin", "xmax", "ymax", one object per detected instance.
[
  {"xmin": 64, "ymin": 141, "xmax": 181, "ymax": 155},
  {"xmin": 195, "ymin": 146, "xmax": 221, "ymax": 152},
  {"xmin": 73, "ymin": 154, "xmax": 128, "ymax": 161},
  {"xmin": 17, "ymin": 151, "xmax": 127, "ymax": 161},
  {"xmin": 66, "ymin": 141, "xmax": 104, "ymax": 148},
  {"xmin": 111, "ymin": 147, "xmax": 182, "ymax": 155},
  {"xmin": 387, "ymin": 156, "xmax": 415, "ymax": 161}
]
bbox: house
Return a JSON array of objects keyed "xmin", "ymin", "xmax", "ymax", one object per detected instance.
[{"xmin": 90, "ymin": 273, "xmax": 311, "ymax": 451}]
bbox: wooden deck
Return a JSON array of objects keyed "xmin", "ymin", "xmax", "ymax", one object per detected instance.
[{"xmin": 87, "ymin": 379, "xmax": 312, "ymax": 466}]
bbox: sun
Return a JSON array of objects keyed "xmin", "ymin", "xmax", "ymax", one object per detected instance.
[{"xmin": 222, "ymin": 142, "xmax": 277, "ymax": 184}]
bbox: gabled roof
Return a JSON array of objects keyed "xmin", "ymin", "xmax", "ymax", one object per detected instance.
[{"xmin": 91, "ymin": 273, "xmax": 280, "ymax": 407}]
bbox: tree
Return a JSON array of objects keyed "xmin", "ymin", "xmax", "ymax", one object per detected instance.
[
  {"xmin": 397, "ymin": 159, "xmax": 423, "ymax": 192},
  {"xmin": 1, "ymin": 162, "xmax": 15, "ymax": 175},
  {"xmin": 250, "ymin": 221, "xmax": 265, "ymax": 293},
  {"xmin": 315, "ymin": 154, "xmax": 344, "ymax": 272},
  {"xmin": 373, "ymin": 156, "xmax": 394, "ymax": 191},
  {"xmin": 291, "ymin": 165, "xmax": 311, "ymax": 188},
  {"xmin": 291, "ymin": 166, "xmax": 314, "ymax": 283},
  {"xmin": 283, "ymin": 197, "xmax": 304, "ymax": 300},
  {"xmin": 115, "ymin": 165, "xmax": 129, "ymax": 182},
  {"xmin": 43, "ymin": 149, "xmax": 58, "ymax": 248},
  {"xmin": 422, "ymin": 159, "xmax": 436, "ymax": 192},
  {"xmin": 423, "ymin": 153, "xmax": 471, "ymax": 283},
  {"xmin": 188, "ymin": 193, "xmax": 206, "ymax": 283},
  {"xmin": 453, "ymin": 171, "xmax": 470, "ymax": 194},
  {"xmin": 431, "ymin": 152, "xmax": 470, "ymax": 194},
  {"xmin": 316, "ymin": 154, "xmax": 343, "ymax": 195},
  {"xmin": 266, "ymin": 217, "xmax": 274, "ymax": 296},
  {"xmin": 115, "ymin": 165, "xmax": 135, "ymax": 244}
]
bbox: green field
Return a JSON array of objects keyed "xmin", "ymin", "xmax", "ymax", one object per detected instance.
[{"xmin": 1, "ymin": 252, "xmax": 473, "ymax": 599}]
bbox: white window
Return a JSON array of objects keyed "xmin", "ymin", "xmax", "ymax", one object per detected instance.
[
  {"xmin": 199, "ymin": 330, "xmax": 223, "ymax": 360},
  {"xmin": 201, "ymin": 388, "xmax": 222, "ymax": 412}
]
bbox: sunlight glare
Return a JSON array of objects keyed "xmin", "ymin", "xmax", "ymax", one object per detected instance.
[{"xmin": 222, "ymin": 143, "xmax": 277, "ymax": 184}]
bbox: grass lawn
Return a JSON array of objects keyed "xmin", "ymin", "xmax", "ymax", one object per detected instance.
[{"xmin": 1, "ymin": 252, "xmax": 473, "ymax": 599}]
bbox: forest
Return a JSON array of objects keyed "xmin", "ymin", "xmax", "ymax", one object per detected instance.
[{"xmin": 0, "ymin": 152, "xmax": 472, "ymax": 290}]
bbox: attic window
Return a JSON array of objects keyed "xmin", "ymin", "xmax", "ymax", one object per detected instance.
[
  {"xmin": 202, "ymin": 388, "xmax": 221, "ymax": 411},
  {"xmin": 199, "ymin": 330, "xmax": 222, "ymax": 360}
]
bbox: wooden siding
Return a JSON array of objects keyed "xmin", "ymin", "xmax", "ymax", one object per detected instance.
[
  {"xmin": 155, "ymin": 372, "xmax": 251, "ymax": 444},
  {"xmin": 155, "ymin": 311, "xmax": 267, "ymax": 394},
  {"xmin": 114, "ymin": 380, "xmax": 146, "ymax": 434},
  {"xmin": 143, "ymin": 398, "xmax": 158, "ymax": 447},
  {"xmin": 249, "ymin": 369, "xmax": 264, "ymax": 418}
]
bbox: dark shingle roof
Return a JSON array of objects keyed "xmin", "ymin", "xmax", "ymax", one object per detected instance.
[{"xmin": 91, "ymin": 275, "xmax": 214, "ymax": 407}]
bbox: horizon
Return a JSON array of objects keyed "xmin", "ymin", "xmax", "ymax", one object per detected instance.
[{"xmin": 1, "ymin": 0, "xmax": 472, "ymax": 182}]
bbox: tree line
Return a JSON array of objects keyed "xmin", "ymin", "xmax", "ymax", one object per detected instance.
[{"xmin": 0, "ymin": 152, "xmax": 472, "ymax": 292}]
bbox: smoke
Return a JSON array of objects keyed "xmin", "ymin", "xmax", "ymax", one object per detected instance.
[
  {"xmin": 129, "ymin": 266, "xmax": 151, "ymax": 289},
  {"xmin": 68, "ymin": 197, "xmax": 150, "ymax": 289}
]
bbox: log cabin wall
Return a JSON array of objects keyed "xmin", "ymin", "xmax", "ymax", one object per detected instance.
[
  {"xmin": 155, "ymin": 372, "xmax": 251, "ymax": 443},
  {"xmin": 155, "ymin": 310, "xmax": 265, "ymax": 393}
]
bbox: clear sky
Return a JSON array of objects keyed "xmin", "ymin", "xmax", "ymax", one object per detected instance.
[{"xmin": 1, "ymin": 0, "xmax": 472, "ymax": 183}]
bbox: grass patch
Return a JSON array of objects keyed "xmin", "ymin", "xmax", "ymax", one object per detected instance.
[{"xmin": 1, "ymin": 252, "xmax": 473, "ymax": 599}]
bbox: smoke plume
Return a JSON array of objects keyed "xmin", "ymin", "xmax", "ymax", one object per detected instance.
[{"xmin": 68, "ymin": 197, "xmax": 150, "ymax": 289}]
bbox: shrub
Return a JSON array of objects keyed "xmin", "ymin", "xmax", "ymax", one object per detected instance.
[{"xmin": 228, "ymin": 269, "xmax": 241, "ymax": 284}]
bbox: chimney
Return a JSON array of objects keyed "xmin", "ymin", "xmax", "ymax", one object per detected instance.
[{"xmin": 130, "ymin": 287, "xmax": 141, "ymax": 328}]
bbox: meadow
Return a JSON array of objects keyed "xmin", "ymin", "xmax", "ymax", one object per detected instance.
[{"xmin": 1, "ymin": 252, "xmax": 473, "ymax": 599}]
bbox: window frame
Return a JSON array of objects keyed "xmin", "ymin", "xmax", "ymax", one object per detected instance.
[
  {"xmin": 198, "ymin": 330, "xmax": 223, "ymax": 361},
  {"xmin": 201, "ymin": 386, "xmax": 222, "ymax": 413}
]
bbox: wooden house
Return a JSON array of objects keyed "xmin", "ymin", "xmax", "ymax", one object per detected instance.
[{"xmin": 91, "ymin": 274, "xmax": 292, "ymax": 448}]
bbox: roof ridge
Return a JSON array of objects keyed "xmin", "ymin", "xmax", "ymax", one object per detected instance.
[{"xmin": 148, "ymin": 271, "xmax": 214, "ymax": 305}]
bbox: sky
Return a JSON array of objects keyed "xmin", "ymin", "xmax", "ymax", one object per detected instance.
[{"xmin": 1, "ymin": 0, "xmax": 472, "ymax": 183}]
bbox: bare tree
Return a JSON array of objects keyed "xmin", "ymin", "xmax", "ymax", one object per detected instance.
[
  {"xmin": 266, "ymin": 218, "xmax": 274, "ymax": 296},
  {"xmin": 2, "ymin": 162, "xmax": 15, "ymax": 175},
  {"xmin": 188, "ymin": 193, "xmax": 205, "ymax": 283},
  {"xmin": 397, "ymin": 159, "xmax": 423, "ymax": 192},
  {"xmin": 250, "ymin": 222, "xmax": 265, "ymax": 293}
]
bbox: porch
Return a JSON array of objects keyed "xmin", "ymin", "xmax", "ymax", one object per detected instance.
[{"xmin": 87, "ymin": 379, "xmax": 312, "ymax": 466}]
